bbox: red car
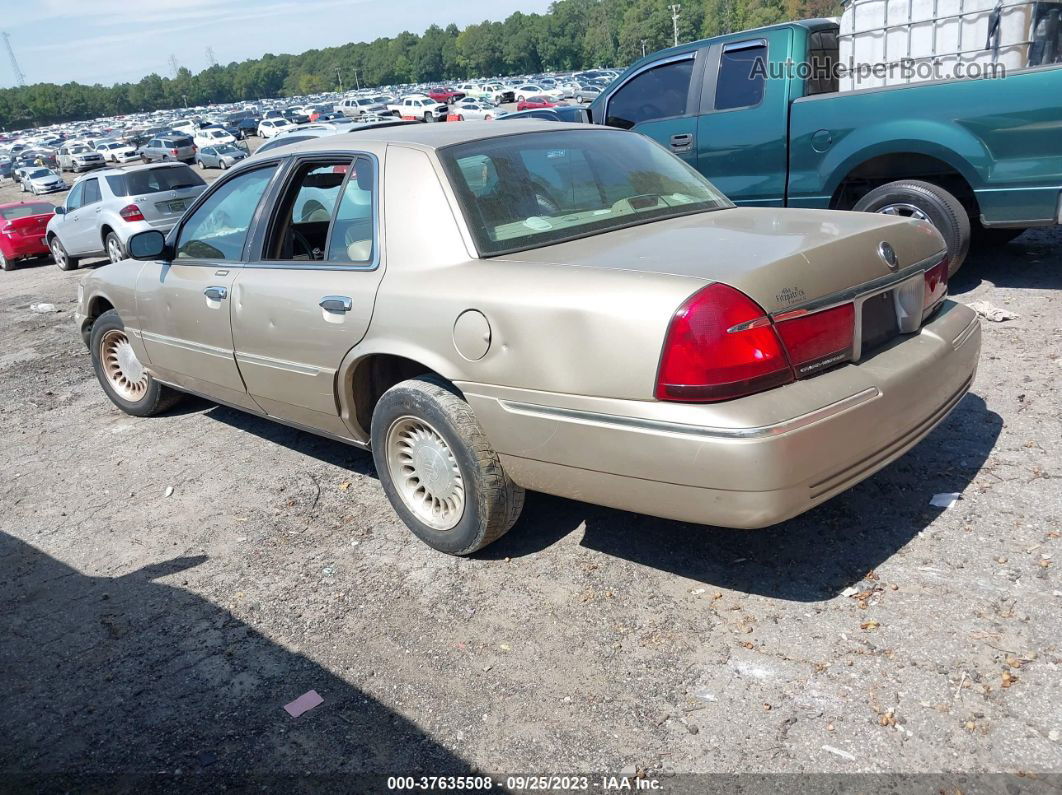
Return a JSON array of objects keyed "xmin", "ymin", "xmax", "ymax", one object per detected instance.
[
  {"xmin": 427, "ymin": 87, "xmax": 465, "ymax": 104},
  {"xmin": 516, "ymin": 95, "xmax": 558, "ymax": 111},
  {"xmin": 0, "ymin": 201, "xmax": 55, "ymax": 271}
]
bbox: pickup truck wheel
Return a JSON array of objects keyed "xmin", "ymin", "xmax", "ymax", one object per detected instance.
[
  {"xmin": 852, "ymin": 180, "xmax": 970, "ymax": 276},
  {"xmin": 371, "ymin": 375, "xmax": 524, "ymax": 556},
  {"xmin": 91, "ymin": 310, "xmax": 181, "ymax": 417}
]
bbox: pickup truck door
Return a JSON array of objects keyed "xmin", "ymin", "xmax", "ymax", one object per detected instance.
[
  {"xmin": 695, "ymin": 30, "xmax": 792, "ymax": 206},
  {"xmin": 231, "ymin": 154, "xmax": 383, "ymax": 438},
  {"xmin": 601, "ymin": 51, "xmax": 704, "ymax": 170},
  {"xmin": 135, "ymin": 162, "xmax": 280, "ymax": 411}
]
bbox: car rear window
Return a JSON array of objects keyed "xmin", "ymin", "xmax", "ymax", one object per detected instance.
[
  {"xmin": 162, "ymin": 137, "xmax": 194, "ymax": 148},
  {"xmin": 107, "ymin": 165, "xmax": 206, "ymax": 197},
  {"xmin": 0, "ymin": 202, "xmax": 54, "ymax": 219},
  {"xmin": 440, "ymin": 129, "xmax": 731, "ymax": 256}
]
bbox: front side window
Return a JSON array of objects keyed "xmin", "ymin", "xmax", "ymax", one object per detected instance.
[
  {"xmin": 441, "ymin": 130, "xmax": 730, "ymax": 256},
  {"xmin": 66, "ymin": 182, "xmax": 85, "ymax": 211},
  {"xmin": 715, "ymin": 43, "xmax": 767, "ymax": 110},
  {"xmin": 605, "ymin": 58, "xmax": 694, "ymax": 129},
  {"xmin": 176, "ymin": 165, "xmax": 276, "ymax": 261}
]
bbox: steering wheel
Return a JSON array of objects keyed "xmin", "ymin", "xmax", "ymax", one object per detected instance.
[
  {"xmin": 532, "ymin": 182, "xmax": 563, "ymax": 215},
  {"xmin": 290, "ymin": 228, "xmax": 315, "ymax": 259}
]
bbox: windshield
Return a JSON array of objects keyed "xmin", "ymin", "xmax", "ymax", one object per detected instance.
[
  {"xmin": 441, "ymin": 130, "xmax": 731, "ymax": 257},
  {"xmin": 27, "ymin": 169, "xmax": 52, "ymax": 178},
  {"xmin": 111, "ymin": 165, "xmax": 206, "ymax": 196},
  {"xmin": 216, "ymin": 144, "xmax": 241, "ymax": 154},
  {"xmin": 0, "ymin": 202, "xmax": 53, "ymax": 219}
]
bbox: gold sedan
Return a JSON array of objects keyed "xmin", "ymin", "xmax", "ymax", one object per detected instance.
[{"xmin": 75, "ymin": 121, "xmax": 980, "ymax": 555}]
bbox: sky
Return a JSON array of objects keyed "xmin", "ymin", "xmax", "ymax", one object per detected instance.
[{"xmin": 0, "ymin": 0, "xmax": 556, "ymax": 89}]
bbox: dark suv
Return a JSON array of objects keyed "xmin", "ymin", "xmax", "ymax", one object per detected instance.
[{"xmin": 139, "ymin": 135, "xmax": 197, "ymax": 165}]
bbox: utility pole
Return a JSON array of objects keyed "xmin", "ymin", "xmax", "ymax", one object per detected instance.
[
  {"xmin": 641, "ymin": 39, "xmax": 648, "ymax": 57},
  {"xmin": 168, "ymin": 54, "xmax": 180, "ymax": 78},
  {"xmin": 669, "ymin": 4, "xmax": 682, "ymax": 47},
  {"xmin": 205, "ymin": 46, "xmax": 217, "ymax": 67},
  {"xmin": 353, "ymin": 69, "xmax": 360, "ymax": 90},
  {"xmin": 336, "ymin": 67, "xmax": 343, "ymax": 93},
  {"xmin": 2, "ymin": 32, "xmax": 26, "ymax": 86}
]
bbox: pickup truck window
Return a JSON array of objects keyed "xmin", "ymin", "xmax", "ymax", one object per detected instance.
[
  {"xmin": 176, "ymin": 165, "xmax": 276, "ymax": 261},
  {"xmin": 441, "ymin": 129, "xmax": 730, "ymax": 256},
  {"xmin": 605, "ymin": 57, "xmax": 694, "ymax": 129},
  {"xmin": 715, "ymin": 42, "xmax": 767, "ymax": 110}
]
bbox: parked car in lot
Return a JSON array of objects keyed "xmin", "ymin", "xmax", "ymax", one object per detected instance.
[
  {"xmin": 57, "ymin": 144, "xmax": 106, "ymax": 173},
  {"xmin": 74, "ymin": 122, "xmax": 980, "ymax": 556},
  {"xmin": 193, "ymin": 126, "xmax": 238, "ymax": 148},
  {"xmin": 257, "ymin": 118, "xmax": 296, "ymax": 139},
  {"xmin": 47, "ymin": 162, "xmax": 207, "ymax": 269},
  {"xmin": 139, "ymin": 134, "xmax": 197, "ymax": 165},
  {"xmin": 499, "ymin": 105, "xmax": 590, "ymax": 123},
  {"xmin": 196, "ymin": 143, "xmax": 248, "ymax": 170},
  {"xmin": 427, "ymin": 87, "xmax": 465, "ymax": 103},
  {"xmin": 0, "ymin": 201, "xmax": 55, "ymax": 271},
  {"xmin": 574, "ymin": 84, "xmax": 602, "ymax": 103},
  {"xmin": 516, "ymin": 95, "xmax": 558, "ymax": 111},
  {"xmin": 337, "ymin": 96, "xmax": 390, "ymax": 119},
  {"xmin": 21, "ymin": 167, "xmax": 67, "ymax": 195},
  {"xmin": 446, "ymin": 99, "xmax": 506, "ymax": 121},
  {"xmin": 95, "ymin": 140, "xmax": 140, "ymax": 163},
  {"xmin": 388, "ymin": 95, "xmax": 448, "ymax": 122}
]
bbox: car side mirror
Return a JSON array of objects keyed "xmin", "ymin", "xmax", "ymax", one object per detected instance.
[
  {"xmin": 53, "ymin": 205, "xmax": 66, "ymax": 215},
  {"xmin": 128, "ymin": 229, "xmax": 169, "ymax": 260}
]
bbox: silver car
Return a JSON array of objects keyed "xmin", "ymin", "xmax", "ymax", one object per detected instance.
[
  {"xmin": 45, "ymin": 163, "xmax": 207, "ymax": 270},
  {"xmin": 195, "ymin": 143, "xmax": 247, "ymax": 170},
  {"xmin": 21, "ymin": 167, "xmax": 67, "ymax": 195},
  {"xmin": 57, "ymin": 144, "xmax": 106, "ymax": 173}
]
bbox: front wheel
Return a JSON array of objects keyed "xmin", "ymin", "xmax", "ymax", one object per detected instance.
[
  {"xmin": 852, "ymin": 179, "xmax": 971, "ymax": 276},
  {"xmin": 0, "ymin": 250, "xmax": 10, "ymax": 271},
  {"xmin": 90, "ymin": 310, "xmax": 182, "ymax": 417},
  {"xmin": 196, "ymin": 159, "xmax": 205, "ymax": 169},
  {"xmin": 49, "ymin": 237, "xmax": 79, "ymax": 271},
  {"xmin": 371, "ymin": 376, "xmax": 524, "ymax": 556}
]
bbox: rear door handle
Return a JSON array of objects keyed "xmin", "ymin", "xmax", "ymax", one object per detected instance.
[
  {"xmin": 204, "ymin": 286, "xmax": 228, "ymax": 301},
  {"xmin": 670, "ymin": 133, "xmax": 694, "ymax": 152},
  {"xmin": 319, "ymin": 295, "xmax": 352, "ymax": 313}
]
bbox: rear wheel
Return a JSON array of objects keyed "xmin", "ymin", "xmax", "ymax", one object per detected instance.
[
  {"xmin": 852, "ymin": 179, "xmax": 971, "ymax": 276},
  {"xmin": 105, "ymin": 232, "xmax": 124, "ymax": 264},
  {"xmin": 49, "ymin": 237, "xmax": 78, "ymax": 271},
  {"xmin": 91, "ymin": 310, "xmax": 182, "ymax": 417},
  {"xmin": 371, "ymin": 375, "xmax": 524, "ymax": 556},
  {"xmin": 0, "ymin": 250, "xmax": 10, "ymax": 271}
]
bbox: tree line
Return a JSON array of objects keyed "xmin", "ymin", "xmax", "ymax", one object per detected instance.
[{"xmin": 0, "ymin": 0, "xmax": 840, "ymax": 130}]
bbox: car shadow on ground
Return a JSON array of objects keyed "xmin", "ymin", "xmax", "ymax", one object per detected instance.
[
  {"xmin": 0, "ymin": 531, "xmax": 473, "ymax": 782},
  {"xmin": 199, "ymin": 387, "xmax": 1000, "ymax": 602},
  {"xmin": 951, "ymin": 230, "xmax": 1062, "ymax": 294}
]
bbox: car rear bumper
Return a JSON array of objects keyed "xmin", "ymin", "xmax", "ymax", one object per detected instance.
[
  {"xmin": 458, "ymin": 301, "xmax": 981, "ymax": 529},
  {"xmin": 2, "ymin": 234, "xmax": 50, "ymax": 259}
]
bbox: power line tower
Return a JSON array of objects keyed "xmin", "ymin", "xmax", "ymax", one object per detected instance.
[
  {"xmin": 205, "ymin": 46, "xmax": 217, "ymax": 67},
  {"xmin": 168, "ymin": 54, "xmax": 180, "ymax": 78},
  {"xmin": 2, "ymin": 32, "xmax": 26, "ymax": 86},
  {"xmin": 668, "ymin": 4, "xmax": 682, "ymax": 47}
]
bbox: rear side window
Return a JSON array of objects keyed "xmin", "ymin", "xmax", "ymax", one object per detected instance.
[
  {"xmin": 110, "ymin": 166, "xmax": 205, "ymax": 197},
  {"xmin": 82, "ymin": 179, "xmax": 102, "ymax": 205},
  {"xmin": 605, "ymin": 58, "xmax": 694, "ymax": 129},
  {"xmin": 164, "ymin": 137, "xmax": 193, "ymax": 148},
  {"xmin": 715, "ymin": 43, "xmax": 767, "ymax": 110},
  {"xmin": 0, "ymin": 203, "xmax": 53, "ymax": 219}
]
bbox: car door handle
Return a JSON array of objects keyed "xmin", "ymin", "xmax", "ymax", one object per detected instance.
[
  {"xmin": 319, "ymin": 295, "xmax": 352, "ymax": 314},
  {"xmin": 670, "ymin": 133, "xmax": 694, "ymax": 152},
  {"xmin": 204, "ymin": 286, "xmax": 228, "ymax": 301}
]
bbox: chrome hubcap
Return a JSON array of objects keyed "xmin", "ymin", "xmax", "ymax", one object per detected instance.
[
  {"xmin": 100, "ymin": 329, "xmax": 148, "ymax": 401},
  {"xmin": 385, "ymin": 416, "xmax": 464, "ymax": 531},
  {"xmin": 878, "ymin": 203, "xmax": 930, "ymax": 222}
]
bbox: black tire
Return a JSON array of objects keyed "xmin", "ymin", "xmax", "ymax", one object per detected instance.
[
  {"xmin": 852, "ymin": 179, "xmax": 971, "ymax": 276},
  {"xmin": 90, "ymin": 310, "xmax": 182, "ymax": 417},
  {"xmin": 0, "ymin": 250, "xmax": 10, "ymax": 271},
  {"xmin": 105, "ymin": 232, "xmax": 124, "ymax": 264},
  {"xmin": 973, "ymin": 224, "xmax": 1026, "ymax": 247},
  {"xmin": 370, "ymin": 375, "xmax": 524, "ymax": 556},
  {"xmin": 49, "ymin": 236, "xmax": 79, "ymax": 271},
  {"xmin": 196, "ymin": 159, "xmax": 206, "ymax": 169}
]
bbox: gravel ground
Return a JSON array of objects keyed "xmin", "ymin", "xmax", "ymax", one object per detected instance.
[{"xmin": 0, "ymin": 155, "xmax": 1059, "ymax": 786}]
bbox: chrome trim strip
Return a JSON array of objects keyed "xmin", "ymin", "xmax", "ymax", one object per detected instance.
[
  {"xmin": 140, "ymin": 330, "xmax": 233, "ymax": 359},
  {"xmin": 497, "ymin": 387, "xmax": 881, "ymax": 440},
  {"xmin": 235, "ymin": 351, "xmax": 325, "ymax": 376},
  {"xmin": 952, "ymin": 316, "xmax": 980, "ymax": 350}
]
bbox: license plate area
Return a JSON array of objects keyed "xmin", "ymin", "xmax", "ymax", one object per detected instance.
[
  {"xmin": 860, "ymin": 289, "xmax": 900, "ymax": 356},
  {"xmin": 156, "ymin": 199, "xmax": 187, "ymax": 214}
]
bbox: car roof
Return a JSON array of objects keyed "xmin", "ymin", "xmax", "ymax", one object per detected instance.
[{"xmin": 272, "ymin": 120, "xmax": 597, "ymax": 155}]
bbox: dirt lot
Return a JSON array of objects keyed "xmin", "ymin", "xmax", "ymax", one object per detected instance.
[{"xmin": 0, "ymin": 154, "xmax": 1059, "ymax": 786}]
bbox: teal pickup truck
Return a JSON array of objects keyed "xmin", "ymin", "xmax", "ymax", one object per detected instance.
[{"xmin": 586, "ymin": 19, "xmax": 1062, "ymax": 272}]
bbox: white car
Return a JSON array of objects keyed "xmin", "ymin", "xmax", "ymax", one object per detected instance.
[
  {"xmin": 193, "ymin": 127, "xmax": 237, "ymax": 147},
  {"xmin": 94, "ymin": 141, "xmax": 139, "ymax": 163},
  {"xmin": 447, "ymin": 99, "xmax": 505, "ymax": 121},
  {"xmin": 257, "ymin": 118, "xmax": 295, "ymax": 139},
  {"xmin": 514, "ymin": 84, "xmax": 565, "ymax": 102},
  {"xmin": 387, "ymin": 96, "xmax": 447, "ymax": 122}
]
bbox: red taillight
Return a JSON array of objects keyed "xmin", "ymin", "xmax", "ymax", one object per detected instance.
[
  {"xmin": 923, "ymin": 257, "xmax": 948, "ymax": 314},
  {"xmin": 171, "ymin": 148, "xmax": 179, "ymax": 155},
  {"xmin": 774, "ymin": 303, "xmax": 855, "ymax": 377},
  {"xmin": 119, "ymin": 203, "xmax": 145, "ymax": 222},
  {"xmin": 655, "ymin": 284, "xmax": 793, "ymax": 402}
]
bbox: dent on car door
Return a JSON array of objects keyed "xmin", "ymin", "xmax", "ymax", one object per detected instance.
[
  {"xmin": 232, "ymin": 155, "xmax": 383, "ymax": 438},
  {"xmin": 135, "ymin": 163, "xmax": 279, "ymax": 410}
]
